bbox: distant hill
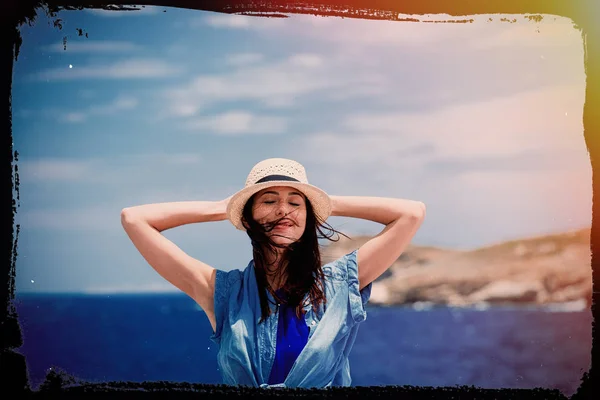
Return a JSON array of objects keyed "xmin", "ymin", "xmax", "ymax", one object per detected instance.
[{"xmin": 321, "ymin": 227, "xmax": 592, "ymax": 308}]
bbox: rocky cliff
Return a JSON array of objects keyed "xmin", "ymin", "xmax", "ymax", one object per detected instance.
[{"xmin": 321, "ymin": 227, "xmax": 592, "ymax": 308}]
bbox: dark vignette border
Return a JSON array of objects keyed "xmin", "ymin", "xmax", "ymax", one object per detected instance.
[{"xmin": 1, "ymin": 0, "xmax": 597, "ymax": 399}]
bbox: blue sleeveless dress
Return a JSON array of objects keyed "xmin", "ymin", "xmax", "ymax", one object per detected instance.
[
  {"xmin": 211, "ymin": 250, "xmax": 373, "ymax": 388},
  {"xmin": 267, "ymin": 289, "xmax": 310, "ymax": 385}
]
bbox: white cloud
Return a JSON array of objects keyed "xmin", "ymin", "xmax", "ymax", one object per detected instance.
[
  {"xmin": 198, "ymin": 13, "xmax": 286, "ymax": 29},
  {"xmin": 34, "ymin": 59, "xmax": 183, "ymax": 81},
  {"xmin": 240, "ymin": 13, "xmax": 581, "ymax": 50},
  {"xmin": 168, "ymin": 102, "xmax": 198, "ymax": 118},
  {"xmin": 163, "ymin": 52, "xmax": 372, "ymax": 116},
  {"xmin": 470, "ymin": 17, "xmax": 582, "ymax": 49},
  {"xmin": 92, "ymin": 96, "xmax": 138, "ymax": 113},
  {"xmin": 306, "ymin": 83, "xmax": 587, "ymax": 165},
  {"xmin": 442, "ymin": 167, "xmax": 591, "ymax": 237},
  {"xmin": 18, "ymin": 159, "xmax": 92, "ymax": 182},
  {"xmin": 17, "ymin": 205, "xmax": 122, "ymax": 232},
  {"xmin": 286, "ymin": 83, "xmax": 589, "ymax": 203},
  {"xmin": 57, "ymin": 95, "xmax": 138, "ymax": 123},
  {"xmin": 78, "ymin": 89, "xmax": 96, "ymax": 99},
  {"xmin": 17, "ymin": 153, "xmax": 203, "ymax": 184},
  {"xmin": 14, "ymin": 183, "xmax": 237, "ymax": 234},
  {"xmin": 43, "ymin": 40, "xmax": 142, "ymax": 53},
  {"xmin": 127, "ymin": 153, "xmax": 203, "ymax": 167},
  {"xmin": 122, "ymin": 185, "xmax": 237, "ymax": 206},
  {"xmin": 60, "ymin": 112, "xmax": 87, "ymax": 123},
  {"xmin": 204, "ymin": 13, "xmax": 253, "ymax": 28},
  {"xmin": 288, "ymin": 54, "xmax": 323, "ymax": 67},
  {"xmin": 225, "ymin": 53, "xmax": 264, "ymax": 66},
  {"xmin": 184, "ymin": 111, "xmax": 287, "ymax": 135},
  {"xmin": 161, "ymin": 154, "xmax": 202, "ymax": 165},
  {"xmin": 311, "ymin": 17, "xmax": 478, "ymax": 47},
  {"xmin": 86, "ymin": 6, "xmax": 162, "ymax": 17},
  {"xmin": 166, "ymin": 14, "xmax": 584, "ymax": 122},
  {"xmin": 155, "ymin": 10, "xmax": 586, "ymax": 131}
]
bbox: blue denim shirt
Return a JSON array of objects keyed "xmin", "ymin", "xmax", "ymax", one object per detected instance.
[{"xmin": 210, "ymin": 249, "xmax": 372, "ymax": 388}]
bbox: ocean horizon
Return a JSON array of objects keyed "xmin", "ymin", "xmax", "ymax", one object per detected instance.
[{"xmin": 11, "ymin": 292, "xmax": 592, "ymax": 397}]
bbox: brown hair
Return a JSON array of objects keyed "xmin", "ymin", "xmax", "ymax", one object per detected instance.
[{"xmin": 242, "ymin": 194, "xmax": 347, "ymax": 322}]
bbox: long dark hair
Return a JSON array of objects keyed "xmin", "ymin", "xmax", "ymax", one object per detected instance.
[{"xmin": 242, "ymin": 193, "xmax": 347, "ymax": 323}]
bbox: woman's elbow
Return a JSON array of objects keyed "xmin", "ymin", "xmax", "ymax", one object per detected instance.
[
  {"xmin": 416, "ymin": 201, "xmax": 426, "ymax": 220},
  {"xmin": 120, "ymin": 207, "xmax": 138, "ymax": 228},
  {"xmin": 405, "ymin": 201, "xmax": 426, "ymax": 224}
]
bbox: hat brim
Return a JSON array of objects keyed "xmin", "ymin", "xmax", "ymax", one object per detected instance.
[{"xmin": 226, "ymin": 181, "xmax": 332, "ymax": 231}]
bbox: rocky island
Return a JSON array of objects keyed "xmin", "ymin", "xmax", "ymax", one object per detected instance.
[{"xmin": 321, "ymin": 227, "xmax": 593, "ymax": 310}]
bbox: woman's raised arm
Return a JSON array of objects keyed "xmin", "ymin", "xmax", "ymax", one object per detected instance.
[
  {"xmin": 120, "ymin": 198, "xmax": 230, "ymax": 332},
  {"xmin": 329, "ymin": 195, "xmax": 426, "ymax": 290}
]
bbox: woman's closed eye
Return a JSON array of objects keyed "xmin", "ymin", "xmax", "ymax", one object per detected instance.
[{"xmin": 263, "ymin": 200, "xmax": 300, "ymax": 206}]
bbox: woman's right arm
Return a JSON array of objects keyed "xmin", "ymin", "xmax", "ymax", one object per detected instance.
[{"xmin": 120, "ymin": 198, "xmax": 230, "ymax": 332}]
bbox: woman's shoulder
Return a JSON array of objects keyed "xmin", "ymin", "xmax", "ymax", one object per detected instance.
[
  {"xmin": 213, "ymin": 261, "xmax": 255, "ymax": 308},
  {"xmin": 216, "ymin": 268, "xmax": 242, "ymax": 282},
  {"xmin": 321, "ymin": 249, "xmax": 358, "ymax": 279},
  {"xmin": 215, "ymin": 260, "xmax": 255, "ymax": 285}
]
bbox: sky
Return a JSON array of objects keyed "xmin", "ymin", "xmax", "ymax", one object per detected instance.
[{"xmin": 11, "ymin": 6, "xmax": 590, "ymax": 294}]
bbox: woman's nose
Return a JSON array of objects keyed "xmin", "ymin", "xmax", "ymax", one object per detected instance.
[{"xmin": 276, "ymin": 202, "xmax": 289, "ymax": 216}]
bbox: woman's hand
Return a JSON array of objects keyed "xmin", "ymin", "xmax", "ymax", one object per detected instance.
[{"xmin": 329, "ymin": 195, "xmax": 426, "ymax": 290}]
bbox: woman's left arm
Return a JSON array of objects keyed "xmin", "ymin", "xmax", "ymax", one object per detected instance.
[{"xmin": 330, "ymin": 195, "xmax": 426, "ymax": 290}]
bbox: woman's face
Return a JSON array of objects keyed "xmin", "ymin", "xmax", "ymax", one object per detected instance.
[{"xmin": 251, "ymin": 186, "xmax": 307, "ymax": 246}]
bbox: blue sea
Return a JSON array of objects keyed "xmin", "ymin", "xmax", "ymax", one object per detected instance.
[{"xmin": 12, "ymin": 293, "xmax": 592, "ymax": 396}]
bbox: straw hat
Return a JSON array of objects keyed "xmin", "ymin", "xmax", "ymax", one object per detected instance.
[{"xmin": 226, "ymin": 158, "xmax": 332, "ymax": 231}]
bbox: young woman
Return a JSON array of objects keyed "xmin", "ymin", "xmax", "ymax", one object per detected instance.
[{"xmin": 121, "ymin": 158, "xmax": 425, "ymax": 388}]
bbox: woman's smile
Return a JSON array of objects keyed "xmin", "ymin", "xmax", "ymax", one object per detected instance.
[{"xmin": 272, "ymin": 218, "xmax": 294, "ymax": 229}]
